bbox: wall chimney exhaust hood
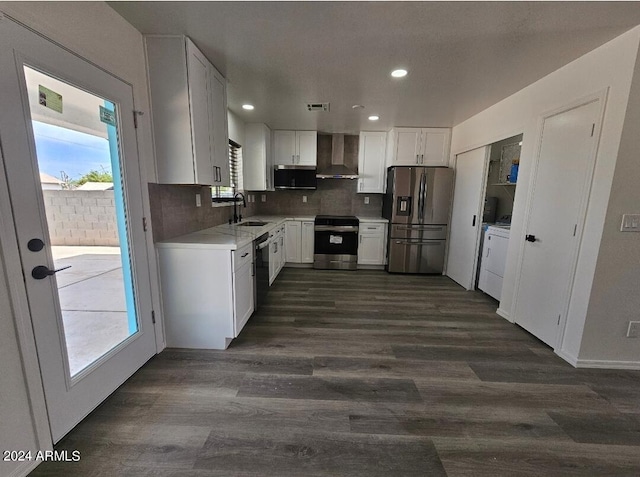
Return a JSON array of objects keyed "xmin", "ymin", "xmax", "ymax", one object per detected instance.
[{"xmin": 316, "ymin": 134, "xmax": 359, "ymax": 179}]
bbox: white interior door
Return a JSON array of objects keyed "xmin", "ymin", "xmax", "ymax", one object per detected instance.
[
  {"xmin": 514, "ymin": 99, "xmax": 601, "ymax": 347},
  {"xmin": 446, "ymin": 146, "xmax": 489, "ymax": 289},
  {"xmin": 0, "ymin": 19, "xmax": 156, "ymax": 442}
]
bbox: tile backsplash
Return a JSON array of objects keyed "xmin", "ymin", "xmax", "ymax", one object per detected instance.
[
  {"xmin": 250, "ymin": 133, "xmax": 384, "ymax": 217},
  {"xmin": 250, "ymin": 180, "xmax": 383, "ymax": 217},
  {"xmin": 148, "ymin": 183, "xmax": 257, "ymax": 242},
  {"xmin": 149, "ymin": 134, "xmax": 384, "ymax": 242}
]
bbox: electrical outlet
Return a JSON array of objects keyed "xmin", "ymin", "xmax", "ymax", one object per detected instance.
[
  {"xmin": 249, "ymin": 194, "xmax": 255, "ymax": 203},
  {"xmin": 627, "ymin": 321, "xmax": 640, "ymax": 338},
  {"xmin": 364, "ymin": 196, "xmax": 370, "ymax": 205},
  {"xmin": 303, "ymin": 195, "xmax": 307, "ymax": 203},
  {"xmin": 621, "ymin": 214, "xmax": 640, "ymax": 232},
  {"xmin": 261, "ymin": 194, "xmax": 266, "ymax": 203},
  {"xmin": 195, "ymin": 193, "xmax": 201, "ymax": 207}
]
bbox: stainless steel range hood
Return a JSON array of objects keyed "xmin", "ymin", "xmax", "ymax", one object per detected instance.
[{"xmin": 316, "ymin": 134, "xmax": 359, "ymax": 179}]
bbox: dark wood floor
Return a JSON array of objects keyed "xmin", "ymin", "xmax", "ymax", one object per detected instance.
[{"xmin": 32, "ymin": 269, "xmax": 640, "ymax": 476}]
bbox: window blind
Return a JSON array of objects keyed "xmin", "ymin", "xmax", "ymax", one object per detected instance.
[{"xmin": 214, "ymin": 140, "xmax": 242, "ymax": 199}]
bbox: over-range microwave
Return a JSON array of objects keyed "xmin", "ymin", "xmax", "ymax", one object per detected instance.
[{"xmin": 273, "ymin": 165, "xmax": 317, "ymax": 190}]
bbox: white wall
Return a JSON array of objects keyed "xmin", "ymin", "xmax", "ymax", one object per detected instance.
[
  {"xmin": 227, "ymin": 109, "xmax": 246, "ymax": 146},
  {"xmin": 578, "ymin": 49, "xmax": 640, "ymax": 364},
  {"xmin": 450, "ymin": 26, "xmax": 640, "ymax": 363},
  {"xmin": 0, "ymin": 3, "xmax": 163, "ymax": 474}
]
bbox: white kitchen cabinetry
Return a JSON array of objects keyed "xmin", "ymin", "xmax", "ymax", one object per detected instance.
[
  {"xmin": 209, "ymin": 66, "xmax": 230, "ymax": 186},
  {"xmin": 358, "ymin": 131, "xmax": 387, "ymax": 193},
  {"xmin": 146, "ymin": 36, "xmax": 229, "ymax": 185},
  {"xmin": 285, "ymin": 221, "xmax": 301, "ymax": 262},
  {"xmin": 358, "ymin": 222, "xmax": 387, "ymax": 266},
  {"xmin": 157, "ymin": 242, "xmax": 254, "ymax": 350},
  {"xmin": 273, "ymin": 130, "xmax": 317, "ymax": 165},
  {"xmin": 244, "ymin": 123, "xmax": 273, "ymax": 191},
  {"xmin": 301, "ymin": 221, "xmax": 315, "ymax": 263},
  {"xmin": 285, "ymin": 220, "xmax": 314, "ymax": 264},
  {"xmin": 478, "ymin": 226, "xmax": 510, "ymax": 301},
  {"xmin": 387, "ymin": 128, "xmax": 451, "ymax": 167},
  {"xmin": 269, "ymin": 224, "xmax": 286, "ymax": 284}
]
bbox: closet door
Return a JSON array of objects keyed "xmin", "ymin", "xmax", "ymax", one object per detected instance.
[{"xmin": 446, "ymin": 146, "xmax": 489, "ymax": 289}]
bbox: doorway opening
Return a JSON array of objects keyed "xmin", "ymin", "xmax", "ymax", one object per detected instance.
[{"xmin": 475, "ymin": 133, "xmax": 522, "ymax": 300}]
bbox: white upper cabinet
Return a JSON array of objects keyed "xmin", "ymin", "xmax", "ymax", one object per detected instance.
[
  {"xmin": 145, "ymin": 36, "xmax": 229, "ymax": 185},
  {"xmin": 358, "ymin": 131, "xmax": 387, "ymax": 193},
  {"xmin": 209, "ymin": 66, "xmax": 230, "ymax": 186},
  {"xmin": 243, "ymin": 123, "xmax": 273, "ymax": 191},
  {"xmin": 296, "ymin": 131, "xmax": 318, "ymax": 165},
  {"xmin": 387, "ymin": 127, "xmax": 451, "ymax": 167},
  {"xmin": 273, "ymin": 130, "xmax": 317, "ymax": 166}
]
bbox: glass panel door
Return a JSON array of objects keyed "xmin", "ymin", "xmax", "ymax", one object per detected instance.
[{"xmin": 23, "ymin": 66, "xmax": 139, "ymax": 378}]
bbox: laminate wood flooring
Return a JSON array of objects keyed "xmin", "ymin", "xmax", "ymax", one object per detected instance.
[{"xmin": 30, "ymin": 269, "xmax": 640, "ymax": 476}]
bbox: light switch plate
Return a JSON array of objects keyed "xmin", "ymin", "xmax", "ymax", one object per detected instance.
[
  {"xmin": 195, "ymin": 193, "xmax": 201, "ymax": 207},
  {"xmin": 303, "ymin": 196, "xmax": 307, "ymax": 203},
  {"xmin": 364, "ymin": 196, "xmax": 370, "ymax": 205},
  {"xmin": 627, "ymin": 321, "xmax": 640, "ymax": 338},
  {"xmin": 620, "ymin": 214, "xmax": 640, "ymax": 232},
  {"xmin": 261, "ymin": 194, "xmax": 266, "ymax": 203}
]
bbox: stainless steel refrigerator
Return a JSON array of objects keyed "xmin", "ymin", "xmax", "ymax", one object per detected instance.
[{"xmin": 382, "ymin": 167, "xmax": 454, "ymax": 273}]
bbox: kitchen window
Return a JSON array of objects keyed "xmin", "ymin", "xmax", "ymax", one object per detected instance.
[{"xmin": 213, "ymin": 139, "xmax": 243, "ymax": 201}]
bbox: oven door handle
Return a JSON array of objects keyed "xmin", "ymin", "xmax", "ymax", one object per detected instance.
[
  {"xmin": 314, "ymin": 226, "xmax": 359, "ymax": 232},
  {"xmin": 394, "ymin": 240, "xmax": 442, "ymax": 246}
]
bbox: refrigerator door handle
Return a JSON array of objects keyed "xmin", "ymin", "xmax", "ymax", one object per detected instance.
[{"xmin": 417, "ymin": 171, "xmax": 426, "ymax": 222}]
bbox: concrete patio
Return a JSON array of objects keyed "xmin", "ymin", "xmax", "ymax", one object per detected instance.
[{"xmin": 52, "ymin": 246, "xmax": 132, "ymax": 376}]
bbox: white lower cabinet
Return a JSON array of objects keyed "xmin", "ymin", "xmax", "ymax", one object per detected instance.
[
  {"xmin": 301, "ymin": 221, "xmax": 314, "ymax": 263},
  {"xmin": 285, "ymin": 220, "xmax": 314, "ymax": 264},
  {"xmin": 157, "ymin": 242, "xmax": 254, "ymax": 350},
  {"xmin": 285, "ymin": 221, "xmax": 301, "ymax": 262},
  {"xmin": 233, "ymin": 260, "xmax": 254, "ymax": 335},
  {"xmin": 358, "ymin": 222, "xmax": 387, "ymax": 266},
  {"xmin": 269, "ymin": 224, "xmax": 286, "ymax": 284}
]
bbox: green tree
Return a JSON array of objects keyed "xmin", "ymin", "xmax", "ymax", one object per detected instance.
[{"xmin": 73, "ymin": 169, "xmax": 113, "ymax": 186}]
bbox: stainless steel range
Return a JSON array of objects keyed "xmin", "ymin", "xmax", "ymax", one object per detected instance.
[{"xmin": 313, "ymin": 215, "xmax": 359, "ymax": 270}]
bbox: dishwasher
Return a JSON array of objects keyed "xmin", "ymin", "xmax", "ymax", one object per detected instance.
[{"xmin": 254, "ymin": 232, "xmax": 270, "ymax": 311}]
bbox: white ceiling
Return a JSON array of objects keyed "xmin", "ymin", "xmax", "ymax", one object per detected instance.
[{"xmin": 109, "ymin": 2, "xmax": 640, "ymax": 134}]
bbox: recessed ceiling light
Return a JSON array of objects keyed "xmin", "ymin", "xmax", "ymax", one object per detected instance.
[
  {"xmin": 391, "ymin": 69, "xmax": 408, "ymax": 78},
  {"xmin": 352, "ymin": 104, "xmax": 365, "ymax": 110},
  {"xmin": 368, "ymin": 115, "xmax": 380, "ymax": 121},
  {"xmin": 242, "ymin": 104, "xmax": 255, "ymax": 111}
]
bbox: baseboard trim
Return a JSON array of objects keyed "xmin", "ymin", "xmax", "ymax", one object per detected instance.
[
  {"xmin": 356, "ymin": 265, "xmax": 386, "ymax": 270},
  {"xmin": 496, "ymin": 307, "xmax": 513, "ymax": 322},
  {"xmin": 10, "ymin": 459, "xmax": 40, "ymax": 477},
  {"xmin": 574, "ymin": 359, "xmax": 640, "ymax": 370},
  {"xmin": 284, "ymin": 263, "xmax": 313, "ymax": 268},
  {"xmin": 555, "ymin": 349, "xmax": 579, "ymax": 367}
]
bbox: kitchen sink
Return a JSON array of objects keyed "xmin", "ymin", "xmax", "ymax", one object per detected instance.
[{"xmin": 237, "ymin": 221, "xmax": 270, "ymax": 227}]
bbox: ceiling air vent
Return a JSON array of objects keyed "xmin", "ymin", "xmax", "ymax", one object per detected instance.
[{"xmin": 307, "ymin": 102, "xmax": 330, "ymax": 112}]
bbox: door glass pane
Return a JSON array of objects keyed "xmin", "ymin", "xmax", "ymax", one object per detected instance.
[{"xmin": 23, "ymin": 66, "xmax": 138, "ymax": 378}]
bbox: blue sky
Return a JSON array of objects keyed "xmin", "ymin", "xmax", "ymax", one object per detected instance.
[{"xmin": 32, "ymin": 121, "xmax": 112, "ymax": 181}]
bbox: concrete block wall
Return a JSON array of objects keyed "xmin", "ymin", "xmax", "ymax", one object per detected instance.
[{"xmin": 42, "ymin": 190, "xmax": 119, "ymax": 246}]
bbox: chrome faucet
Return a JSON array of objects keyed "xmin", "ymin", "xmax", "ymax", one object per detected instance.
[{"xmin": 232, "ymin": 192, "xmax": 246, "ymax": 223}]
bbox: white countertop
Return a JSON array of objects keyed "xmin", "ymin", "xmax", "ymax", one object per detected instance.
[
  {"xmin": 357, "ymin": 216, "xmax": 388, "ymax": 223},
  {"xmin": 157, "ymin": 215, "xmax": 387, "ymax": 250}
]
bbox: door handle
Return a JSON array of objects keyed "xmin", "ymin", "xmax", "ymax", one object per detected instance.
[
  {"xmin": 32, "ymin": 265, "xmax": 71, "ymax": 280},
  {"xmin": 525, "ymin": 234, "xmax": 537, "ymax": 242},
  {"xmin": 472, "ymin": 215, "xmax": 477, "ymax": 227}
]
